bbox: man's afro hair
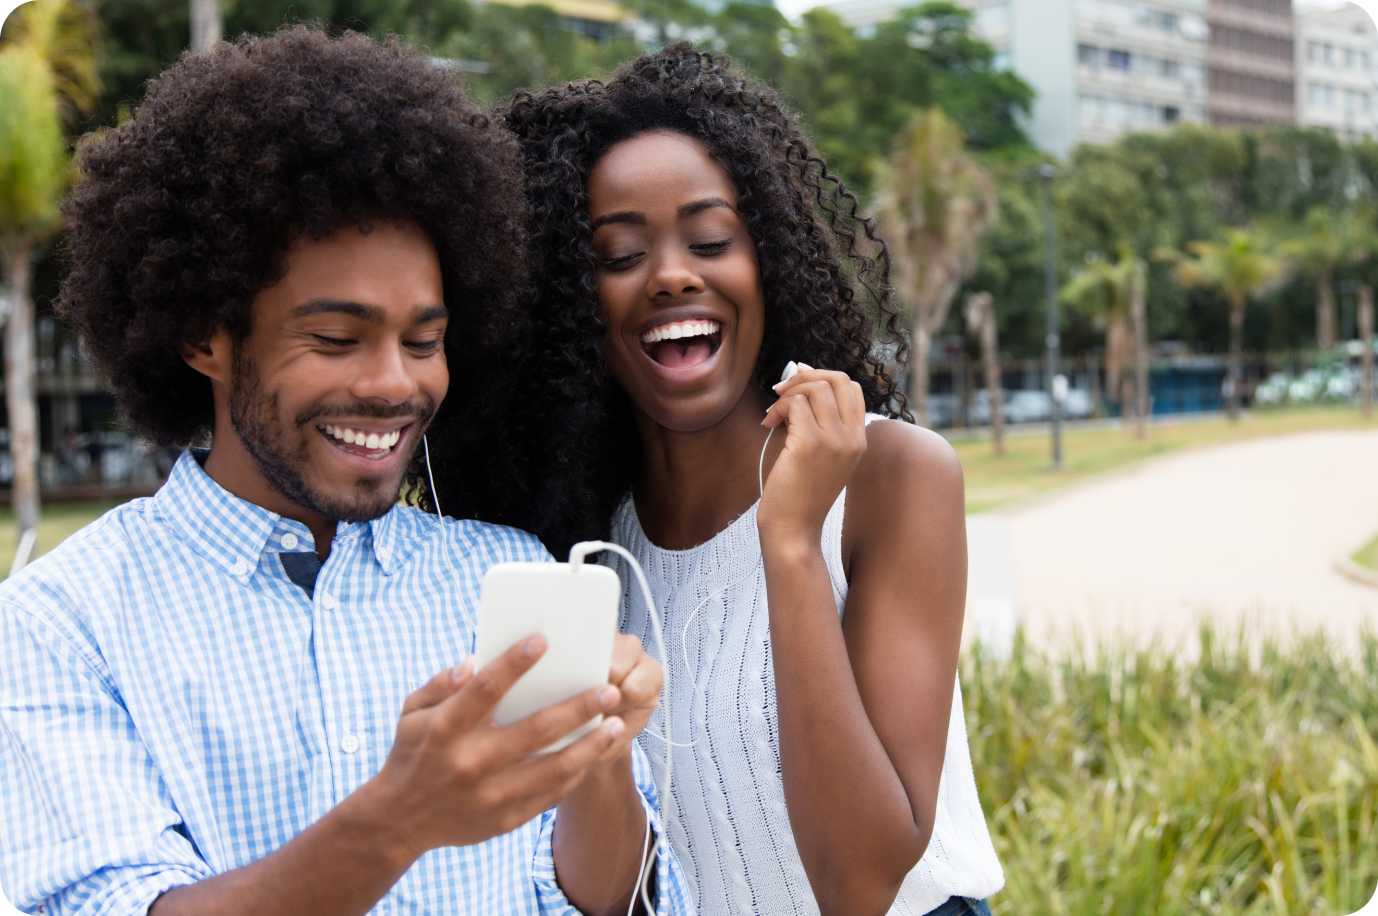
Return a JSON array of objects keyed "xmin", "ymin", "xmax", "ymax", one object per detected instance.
[{"xmin": 58, "ymin": 26, "xmax": 527, "ymax": 447}]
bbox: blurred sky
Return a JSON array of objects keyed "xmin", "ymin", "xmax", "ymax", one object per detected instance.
[{"xmin": 771, "ymin": 0, "xmax": 1374, "ymax": 33}]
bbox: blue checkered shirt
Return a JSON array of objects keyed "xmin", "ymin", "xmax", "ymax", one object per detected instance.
[{"xmin": 0, "ymin": 451, "xmax": 690, "ymax": 916}]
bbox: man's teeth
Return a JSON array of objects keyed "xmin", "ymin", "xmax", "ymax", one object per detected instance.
[
  {"xmin": 319, "ymin": 424, "xmax": 402, "ymax": 453},
  {"xmin": 640, "ymin": 320, "xmax": 720, "ymax": 344}
]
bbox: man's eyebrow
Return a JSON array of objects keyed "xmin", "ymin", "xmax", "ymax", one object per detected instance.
[
  {"xmin": 412, "ymin": 305, "xmax": 449, "ymax": 324},
  {"xmin": 292, "ymin": 299, "xmax": 386, "ymax": 323},
  {"xmin": 590, "ymin": 211, "xmax": 647, "ymax": 230},
  {"xmin": 291, "ymin": 300, "xmax": 448, "ymax": 325},
  {"xmin": 678, "ymin": 197, "xmax": 734, "ymax": 218}
]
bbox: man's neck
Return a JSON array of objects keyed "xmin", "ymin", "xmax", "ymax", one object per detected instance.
[{"xmin": 202, "ymin": 421, "xmax": 338, "ymax": 561}]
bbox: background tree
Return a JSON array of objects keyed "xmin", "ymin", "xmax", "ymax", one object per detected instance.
[
  {"xmin": 1162, "ymin": 230, "xmax": 1289, "ymax": 421},
  {"xmin": 1060, "ymin": 245, "xmax": 1148, "ymax": 436},
  {"xmin": 1278, "ymin": 206, "xmax": 1377, "ymax": 350},
  {"xmin": 190, "ymin": 0, "xmax": 220, "ymax": 49},
  {"xmin": 963, "ymin": 291, "xmax": 1004, "ymax": 454},
  {"xmin": 0, "ymin": 0, "xmax": 100, "ymax": 563},
  {"xmin": 878, "ymin": 106, "xmax": 997, "ymax": 426}
]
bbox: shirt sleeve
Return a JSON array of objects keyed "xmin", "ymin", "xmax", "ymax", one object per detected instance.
[
  {"xmin": 529, "ymin": 742, "xmax": 693, "ymax": 916},
  {"xmin": 0, "ymin": 598, "xmax": 213, "ymax": 916}
]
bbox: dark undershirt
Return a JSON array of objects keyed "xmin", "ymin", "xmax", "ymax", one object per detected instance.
[{"xmin": 279, "ymin": 552, "xmax": 322, "ymax": 599}]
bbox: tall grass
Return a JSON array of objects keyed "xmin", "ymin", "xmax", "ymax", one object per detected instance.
[{"xmin": 964, "ymin": 627, "xmax": 1378, "ymax": 915}]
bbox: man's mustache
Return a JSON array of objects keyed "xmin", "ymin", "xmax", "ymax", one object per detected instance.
[{"xmin": 294, "ymin": 399, "xmax": 437, "ymax": 428}]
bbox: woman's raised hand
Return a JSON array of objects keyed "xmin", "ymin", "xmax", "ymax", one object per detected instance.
[{"xmin": 758, "ymin": 365, "xmax": 867, "ymax": 550}]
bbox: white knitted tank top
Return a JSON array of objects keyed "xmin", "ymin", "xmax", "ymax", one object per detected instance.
[{"xmin": 607, "ymin": 446, "xmax": 1005, "ymax": 915}]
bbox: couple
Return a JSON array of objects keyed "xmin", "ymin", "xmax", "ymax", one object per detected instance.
[{"xmin": 0, "ymin": 26, "xmax": 1001, "ymax": 916}]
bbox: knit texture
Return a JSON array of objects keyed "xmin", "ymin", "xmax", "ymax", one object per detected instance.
[{"xmin": 607, "ymin": 423, "xmax": 1004, "ymax": 914}]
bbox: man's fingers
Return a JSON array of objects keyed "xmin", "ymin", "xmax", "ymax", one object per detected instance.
[
  {"xmin": 439, "ymin": 635, "xmax": 546, "ymax": 731},
  {"xmin": 492, "ymin": 683, "xmax": 621, "ymax": 764},
  {"xmin": 402, "ymin": 658, "xmax": 473, "ymax": 714},
  {"xmin": 494, "ymin": 716, "xmax": 626, "ymax": 810}
]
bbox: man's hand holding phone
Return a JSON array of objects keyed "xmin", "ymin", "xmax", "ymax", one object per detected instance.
[{"xmin": 361, "ymin": 633, "xmax": 636, "ymax": 863}]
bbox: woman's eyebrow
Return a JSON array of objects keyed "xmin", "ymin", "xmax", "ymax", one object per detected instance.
[
  {"xmin": 678, "ymin": 197, "xmax": 733, "ymax": 218},
  {"xmin": 591, "ymin": 211, "xmax": 646, "ymax": 230}
]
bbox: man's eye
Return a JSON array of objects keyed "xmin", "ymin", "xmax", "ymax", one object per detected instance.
[
  {"xmin": 313, "ymin": 335, "xmax": 355, "ymax": 347},
  {"xmin": 690, "ymin": 240, "xmax": 731, "ymax": 254},
  {"xmin": 406, "ymin": 339, "xmax": 444, "ymax": 353}
]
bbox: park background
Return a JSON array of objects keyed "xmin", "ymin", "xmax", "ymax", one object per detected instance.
[{"xmin": 4, "ymin": 0, "xmax": 1378, "ymax": 912}]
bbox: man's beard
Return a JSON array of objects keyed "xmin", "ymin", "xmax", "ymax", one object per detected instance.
[{"xmin": 228, "ymin": 349, "xmax": 433, "ymax": 523}]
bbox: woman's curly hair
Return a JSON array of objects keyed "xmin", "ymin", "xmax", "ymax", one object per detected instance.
[
  {"xmin": 421, "ymin": 43, "xmax": 910, "ymax": 557},
  {"xmin": 58, "ymin": 25, "xmax": 529, "ymax": 491}
]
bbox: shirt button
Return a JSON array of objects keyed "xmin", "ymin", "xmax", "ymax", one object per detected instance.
[
  {"xmin": 321, "ymin": 592, "xmax": 336, "ymax": 610},
  {"xmin": 340, "ymin": 734, "xmax": 359, "ymax": 754},
  {"xmin": 230, "ymin": 560, "xmax": 248, "ymax": 576},
  {"xmin": 280, "ymin": 533, "xmax": 299, "ymax": 550},
  {"xmin": 376, "ymin": 546, "xmax": 390, "ymax": 562}
]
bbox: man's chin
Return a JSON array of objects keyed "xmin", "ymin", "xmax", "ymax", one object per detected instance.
[{"xmin": 302, "ymin": 472, "xmax": 406, "ymax": 524}]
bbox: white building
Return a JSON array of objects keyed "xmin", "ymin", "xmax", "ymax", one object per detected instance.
[
  {"xmin": 1295, "ymin": 2, "xmax": 1378, "ymax": 140},
  {"xmin": 821, "ymin": 0, "xmax": 1211, "ymax": 157}
]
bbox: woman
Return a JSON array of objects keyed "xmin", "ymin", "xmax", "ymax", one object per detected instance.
[{"xmin": 423, "ymin": 44, "xmax": 1003, "ymax": 916}]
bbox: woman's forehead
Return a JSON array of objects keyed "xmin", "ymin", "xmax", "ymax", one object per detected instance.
[{"xmin": 588, "ymin": 131, "xmax": 738, "ymax": 211}]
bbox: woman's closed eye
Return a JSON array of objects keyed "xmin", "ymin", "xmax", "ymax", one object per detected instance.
[
  {"xmin": 602, "ymin": 250, "xmax": 645, "ymax": 268},
  {"xmin": 690, "ymin": 239, "xmax": 732, "ymax": 255}
]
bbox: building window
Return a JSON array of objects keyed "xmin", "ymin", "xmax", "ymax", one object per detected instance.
[
  {"xmin": 1325, "ymin": 84, "xmax": 1336, "ymax": 108},
  {"xmin": 1164, "ymin": 105, "xmax": 1180, "ymax": 123},
  {"xmin": 1161, "ymin": 58, "xmax": 1179, "ymax": 79},
  {"xmin": 1309, "ymin": 41, "xmax": 1319, "ymax": 62},
  {"xmin": 1160, "ymin": 12, "xmax": 1178, "ymax": 32},
  {"xmin": 1346, "ymin": 88, "xmax": 1358, "ymax": 114},
  {"xmin": 1347, "ymin": 48, "xmax": 1357, "ymax": 69},
  {"xmin": 1309, "ymin": 82, "xmax": 1321, "ymax": 107},
  {"xmin": 1078, "ymin": 43, "xmax": 1099, "ymax": 66},
  {"xmin": 1325, "ymin": 44, "xmax": 1335, "ymax": 65},
  {"xmin": 1108, "ymin": 49, "xmax": 1131, "ymax": 70}
]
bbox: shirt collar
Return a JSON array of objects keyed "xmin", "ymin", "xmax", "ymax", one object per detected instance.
[{"xmin": 155, "ymin": 449, "xmax": 407, "ymax": 580}]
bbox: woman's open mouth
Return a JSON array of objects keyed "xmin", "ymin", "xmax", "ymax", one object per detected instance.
[{"xmin": 639, "ymin": 320, "xmax": 722, "ymax": 369}]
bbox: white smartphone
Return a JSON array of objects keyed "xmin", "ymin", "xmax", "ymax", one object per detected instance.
[{"xmin": 472, "ymin": 562, "xmax": 621, "ymax": 753}]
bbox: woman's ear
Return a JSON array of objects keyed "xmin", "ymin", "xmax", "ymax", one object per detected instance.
[{"xmin": 181, "ymin": 330, "xmax": 233, "ymax": 384}]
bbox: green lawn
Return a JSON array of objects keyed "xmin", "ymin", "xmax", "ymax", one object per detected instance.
[{"xmin": 954, "ymin": 406, "xmax": 1376, "ymax": 513}]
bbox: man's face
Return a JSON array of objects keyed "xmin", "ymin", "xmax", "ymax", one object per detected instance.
[{"xmin": 225, "ymin": 221, "xmax": 448, "ymax": 523}]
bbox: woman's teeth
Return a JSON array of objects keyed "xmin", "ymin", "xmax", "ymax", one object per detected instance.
[
  {"xmin": 319, "ymin": 424, "xmax": 402, "ymax": 456},
  {"xmin": 640, "ymin": 320, "xmax": 720, "ymax": 344}
]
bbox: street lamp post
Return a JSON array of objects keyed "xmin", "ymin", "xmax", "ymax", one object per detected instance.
[{"xmin": 1039, "ymin": 165, "xmax": 1063, "ymax": 469}]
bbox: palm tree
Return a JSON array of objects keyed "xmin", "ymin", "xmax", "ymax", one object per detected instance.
[
  {"xmin": 191, "ymin": 0, "xmax": 221, "ymax": 50},
  {"xmin": 877, "ymin": 107, "xmax": 997, "ymax": 428},
  {"xmin": 1160, "ymin": 229, "xmax": 1289, "ymax": 422},
  {"xmin": 1060, "ymin": 245, "xmax": 1149, "ymax": 437},
  {"xmin": 1278, "ymin": 206, "xmax": 1377, "ymax": 350},
  {"xmin": 0, "ymin": 0, "xmax": 100, "ymax": 565},
  {"xmin": 962, "ymin": 291, "xmax": 1004, "ymax": 454}
]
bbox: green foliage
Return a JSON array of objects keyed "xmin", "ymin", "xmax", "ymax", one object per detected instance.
[
  {"xmin": 0, "ymin": 49, "xmax": 68, "ymax": 243},
  {"xmin": 1165, "ymin": 229, "xmax": 1290, "ymax": 314},
  {"xmin": 965, "ymin": 626, "xmax": 1378, "ymax": 915}
]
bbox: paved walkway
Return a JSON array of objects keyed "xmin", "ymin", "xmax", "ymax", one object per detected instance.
[{"xmin": 965, "ymin": 429, "xmax": 1378, "ymax": 654}]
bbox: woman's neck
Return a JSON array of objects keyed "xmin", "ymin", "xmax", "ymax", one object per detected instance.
[{"xmin": 631, "ymin": 384, "xmax": 783, "ymax": 551}]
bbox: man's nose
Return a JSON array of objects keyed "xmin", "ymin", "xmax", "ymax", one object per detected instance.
[{"xmin": 351, "ymin": 341, "xmax": 420, "ymax": 405}]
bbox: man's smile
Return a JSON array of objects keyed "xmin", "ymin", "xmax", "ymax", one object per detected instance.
[{"xmin": 317, "ymin": 422, "xmax": 409, "ymax": 459}]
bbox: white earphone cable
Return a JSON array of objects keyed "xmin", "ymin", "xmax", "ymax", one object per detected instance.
[{"xmin": 424, "ymin": 434, "xmax": 477, "ymax": 636}]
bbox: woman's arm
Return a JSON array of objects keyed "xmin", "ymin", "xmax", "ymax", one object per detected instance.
[{"xmin": 761, "ymin": 376, "xmax": 966, "ymax": 916}]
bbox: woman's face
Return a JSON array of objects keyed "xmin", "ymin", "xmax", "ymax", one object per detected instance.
[{"xmin": 587, "ymin": 130, "xmax": 765, "ymax": 432}]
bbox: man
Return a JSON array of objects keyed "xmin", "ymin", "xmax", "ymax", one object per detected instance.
[{"xmin": 0, "ymin": 27, "xmax": 686, "ymax": 916}]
